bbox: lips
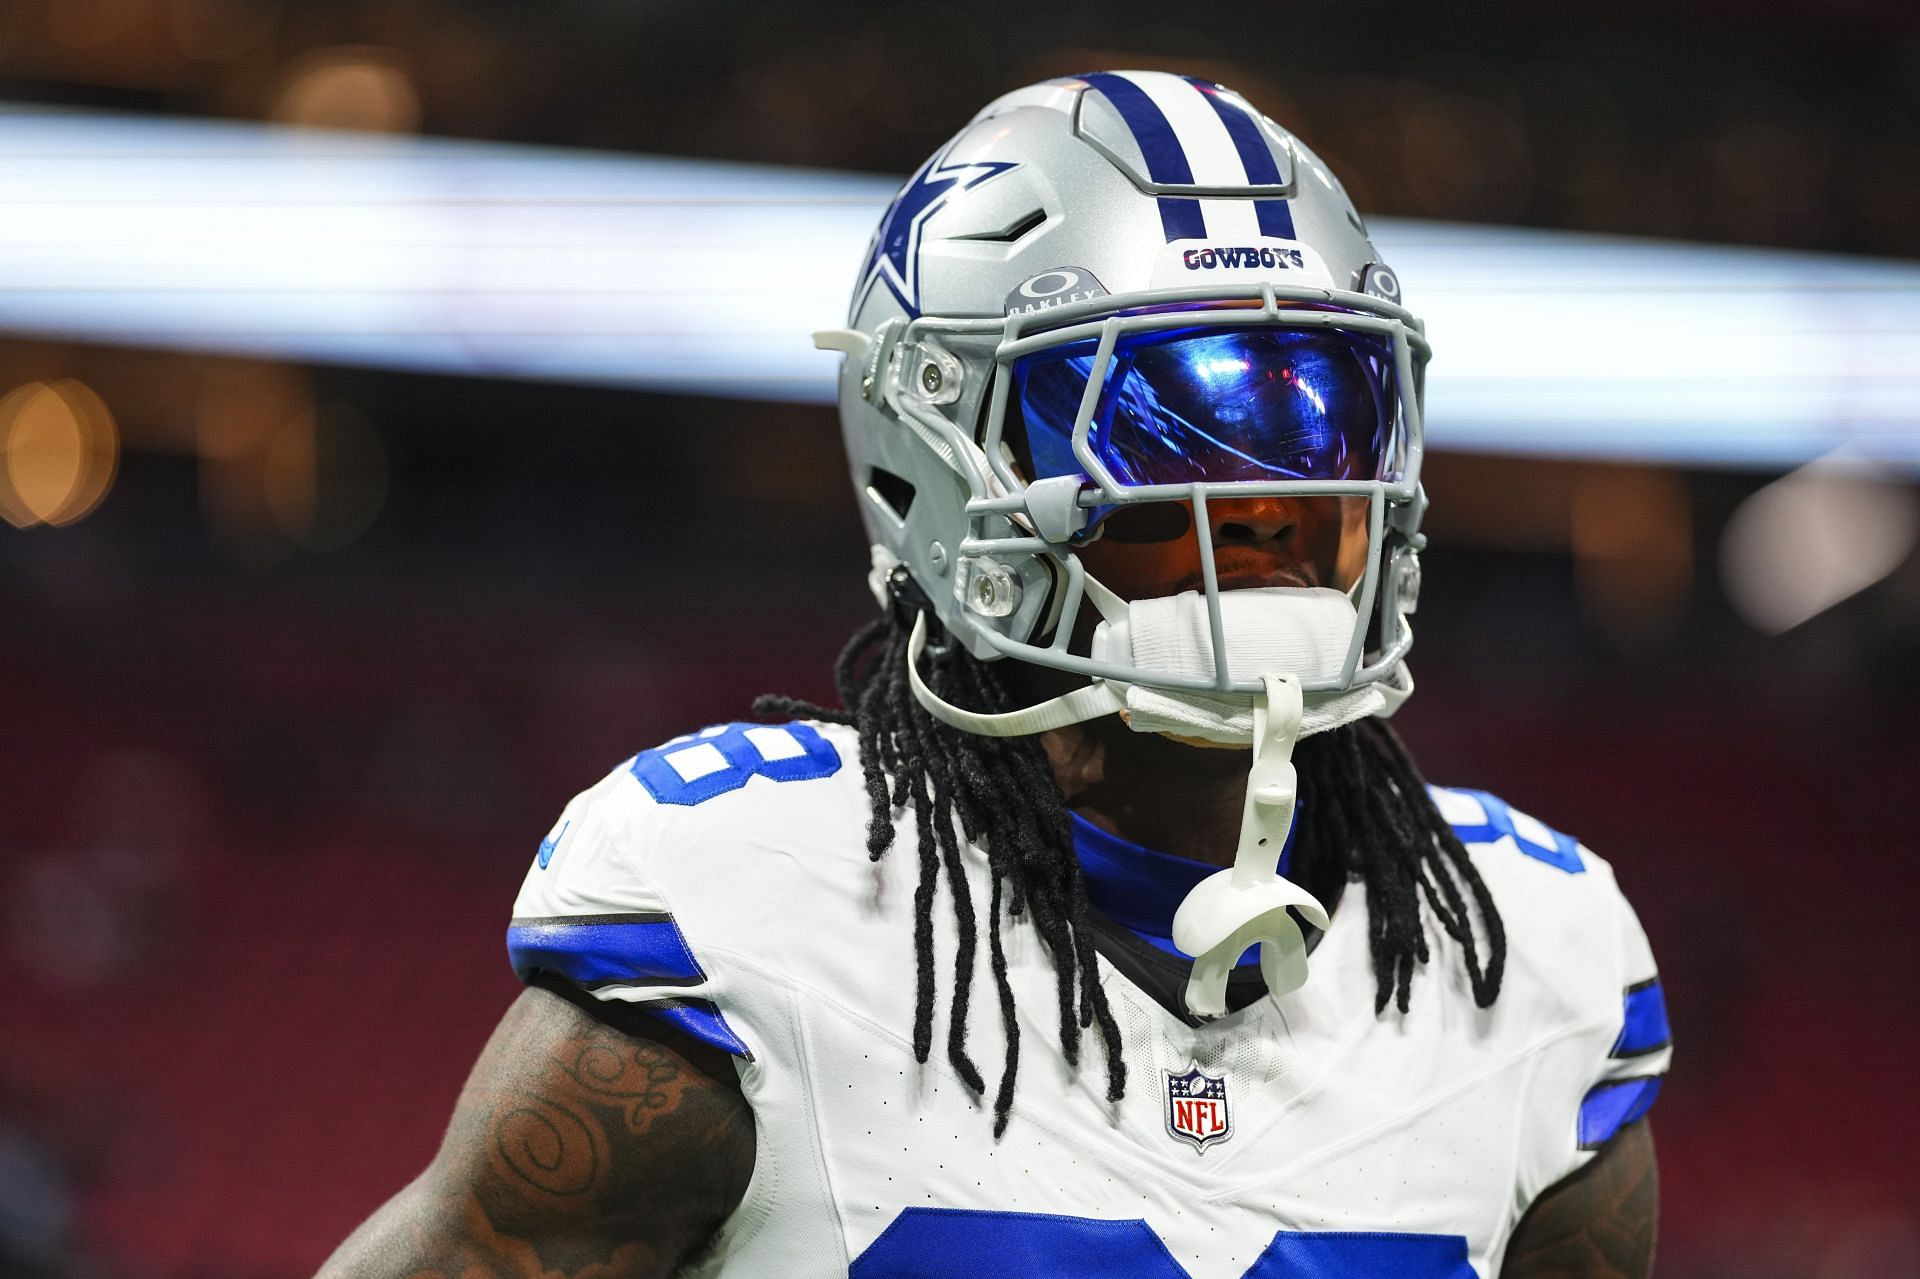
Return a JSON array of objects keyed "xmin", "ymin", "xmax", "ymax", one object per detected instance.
[{"xmin": 1179, "ymin": 553, "xmax": 1318, "ymax": 595}]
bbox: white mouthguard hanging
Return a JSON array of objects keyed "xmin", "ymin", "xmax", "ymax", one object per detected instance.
[{"xmin": 1170, "ymin": 674, "xmax": 1329, "ymax": 1017}]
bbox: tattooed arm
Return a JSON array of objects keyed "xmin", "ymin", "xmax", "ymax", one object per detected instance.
[
  {"xmin": 1502, "ymin": 1119, "xmax": 1658, "ymax": 1279},
  {"xmin": 317, "ymin": 980, "xmax": 755, "ymax": 1279}
]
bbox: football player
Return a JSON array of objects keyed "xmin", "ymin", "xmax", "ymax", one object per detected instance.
[{"xmin": 322, "ymin": 71, "xmax": 1669, "ymax": 1279}]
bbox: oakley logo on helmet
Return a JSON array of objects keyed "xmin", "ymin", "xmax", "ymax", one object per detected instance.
[
  {"xmin": 1361, "ymin": 263, "xmax": 1402, "ymax": 304},
  {"xmin": 1003, "ymin": 267, "xmax": 1110, "ymax": 317},
  {"xmin": 1181, "ymin": 245, "xmax": 1306, "ymax": 271}
]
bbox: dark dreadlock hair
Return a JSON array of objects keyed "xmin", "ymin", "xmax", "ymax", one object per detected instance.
[{"xmin": 755, "ymin": 601, "xmax": 1505, "ymax": 1136}]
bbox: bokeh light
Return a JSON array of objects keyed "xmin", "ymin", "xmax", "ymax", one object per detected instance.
[
  {"xmin": 262, "ymin": 402, "xmax": 389, "ymax": 551},
  {"xmin": 195, "ymin": 362, "xmax": 308, "ymax": 555},
  {"xmin": 188, "ymin": 366, "xmax": 389, "ymax": 555},
  {"xmin": 270, "ymin": 47, "xmax": 421, "ymax": 133},
  {"xmin": 1570, "ymin": 466, "xmax": 1693, "ymax": 644},
  {"xmin": 1720, "ymin": 452, "xmax": 1920, "ymax": 634},
  {"xmin": 0, "ymin": 379, "xmax": 120, "ymax": 529}
]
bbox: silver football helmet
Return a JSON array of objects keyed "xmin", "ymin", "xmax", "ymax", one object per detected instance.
[{"xmin": 820, "ymin": 70, "xmax": 1430, "ymax": 722}]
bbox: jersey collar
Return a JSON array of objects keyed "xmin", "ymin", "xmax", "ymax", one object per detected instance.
[{"xmin": 1069, "ymin": 809, "xmax": 1300, "ymax": 958}]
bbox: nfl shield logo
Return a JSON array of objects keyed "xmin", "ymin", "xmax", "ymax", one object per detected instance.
[{"xmin": 1164, "ymin": 1065, "xmax": 1232, "ymax": 1153}]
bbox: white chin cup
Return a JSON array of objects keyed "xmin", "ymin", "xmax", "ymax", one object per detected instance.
[
  {"xmin": 902, "ymin": 585, "xmax": 1410, "ymax": 743},
  {"xmin": 1091, "ymin": 587, "xmax": 1411, "ymax": 746}
]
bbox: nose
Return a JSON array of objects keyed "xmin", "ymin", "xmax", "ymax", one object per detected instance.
[{"xmin": 1210, "ymin": 496, "xmax": 1298, "ymax": 547}]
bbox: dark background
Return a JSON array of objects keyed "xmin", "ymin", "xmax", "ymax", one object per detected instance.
[{"xmin": 2, "ymin": 2, "xmax": 1918, "ymax": 1276}]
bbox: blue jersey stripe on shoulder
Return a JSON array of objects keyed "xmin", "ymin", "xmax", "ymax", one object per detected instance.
[
  {"xmin": 507, "ymin": 914, "xmax": 706, "ymax": 988},
  {"xmin": 1436, "ymin": 787, "xmax": 1585, "ymax": 874},
  {"xmin": 1578, "ymin": 1075, "xmax": 1662, "ymax": 1149},
  {"xmin": 641, "ymin": 997, "xmax": 752, "ymax": 1059},
  {"xmin": 508, "ymin": 920, "xmax": 751, "ymax": 1058},
  {"xmin": 1613, "ymin": 979, "xmax": 1672, "ymax": 1058}
]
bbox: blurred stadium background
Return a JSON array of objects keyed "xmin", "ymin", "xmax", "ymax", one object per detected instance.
[{"xmin": 2, "ymin": 2, "xmax": 1917, "ymax": 1276}]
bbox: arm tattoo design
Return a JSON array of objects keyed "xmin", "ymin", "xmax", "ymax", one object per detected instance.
[
  {"xmin": 317, "ymin": 986, "xmax": 756, "ymax": 1279},
  {"xmin": 1502, "ymin": 1120, "xmax": 1659, "ymax": 1279}
]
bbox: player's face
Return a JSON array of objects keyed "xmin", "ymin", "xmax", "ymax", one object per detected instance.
[{"xmin": 1073, "ymin": 495, "xmax": 1370, "ymax": 604}]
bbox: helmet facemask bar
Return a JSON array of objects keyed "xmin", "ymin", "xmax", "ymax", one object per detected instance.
[{"xmin": 876, "ymin": 282, "xmax": 1430, "ymax": 701}]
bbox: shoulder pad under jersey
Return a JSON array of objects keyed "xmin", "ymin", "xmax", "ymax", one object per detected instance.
[
  {"xmin": 508, "ymin": 720, "xmax": 871, "ymax": 1058},
  {"xmin": 1429, "ymin": 785, "xmax": 1671, "ymax": 1194}
]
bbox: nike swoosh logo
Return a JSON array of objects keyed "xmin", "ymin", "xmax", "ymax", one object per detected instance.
[{"xmin": 537, "ymin": 819, "xmax": 571, "ymax": 869}]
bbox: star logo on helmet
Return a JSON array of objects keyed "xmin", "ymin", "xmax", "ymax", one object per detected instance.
[{"xmin": 852, "ymin": 145, "xmax": 1017, "ymax": 320}]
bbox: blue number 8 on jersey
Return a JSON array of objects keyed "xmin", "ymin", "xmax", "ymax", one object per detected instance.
[
  {"xmin": 631, "ymin": 722, "xmax": 842, "ymax": 806},
  {"xmin": 850, "ymin": 1210, "xmax": 1476, "ymax": 1278}
]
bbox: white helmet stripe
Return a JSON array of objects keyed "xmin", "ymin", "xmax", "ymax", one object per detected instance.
[
  {"xmin": 1198, "ymin": 197, "xmax": 1261, "ymax": 240},
  {"xmin": 1114, "ymin": 70, "xmax": 1253, "ymax": 188}
]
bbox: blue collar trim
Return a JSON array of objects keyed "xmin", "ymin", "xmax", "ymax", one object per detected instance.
[{"xmin": 1069, "ymin": 806, "xmax": 1299, "ymax": 959}]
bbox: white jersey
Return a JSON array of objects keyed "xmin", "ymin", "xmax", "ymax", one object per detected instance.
[{"xmin": 509, "ymin": 720, "xmax": 1670, "ymax": 1279}]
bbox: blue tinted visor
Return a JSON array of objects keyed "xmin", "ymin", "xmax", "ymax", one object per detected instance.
[{"xmin": 1010, "ymin": 324, "xmax": 1400, "ymax": 518}]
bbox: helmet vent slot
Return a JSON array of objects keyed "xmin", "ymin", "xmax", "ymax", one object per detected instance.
[
  {"xmin": 951, "ymin": 207, "xmax": 1049, "ymax": 244},
  {"xmin": 866, "ymin": 467, "xmax": 918, "ymax": 525}
]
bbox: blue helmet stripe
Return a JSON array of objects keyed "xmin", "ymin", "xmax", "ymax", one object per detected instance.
[
  {"xmin": 1157, "ymin": 196, "xmax": 1206, "ymax": 240},
  {"xmin": 1185, "ymin": 76, "xmax": 1298, "ymax": 239},
  {"xmin": 1254, "ymin": 199, "xmax": 1297, "ymax": 239},
  {"xmin": 1080, "ymin": 72, "xmax": 1206, "ymax": 242},
  {"xmin": 1080, "ymin": 72, "xmax": 1196, "ymax": 184},
  {"xmin": 1184, "ymin": 77, "xmax": 1282, "ymax": 182}
]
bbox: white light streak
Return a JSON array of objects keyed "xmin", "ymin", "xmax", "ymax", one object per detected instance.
[{"xmin": 1, "ymin": 105, "xmax": 1917, "ymax": 471}]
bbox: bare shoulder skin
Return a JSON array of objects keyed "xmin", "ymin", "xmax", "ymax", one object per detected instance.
[
  {"xmin": 1501, "ymin": 1119, "xmax": 1658, "ymax": 1279},
  {"xmin": 318, "ymin": 980, "xmax": 754, "ymax": 1279}
]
